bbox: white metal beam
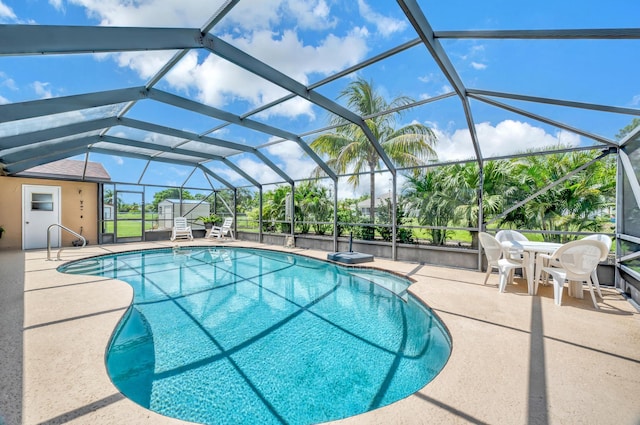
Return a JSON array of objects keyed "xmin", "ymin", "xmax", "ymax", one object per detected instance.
[
  {"xmin": 468, "ymin": 89, "xmax": 640, "ymax": 117},
  {"xmin": 99, "ymin": 135, "xmax": 260, "ymax": 187},
  {"xmin": 0, "ymin": 87, "xmax": 144, "ymax": 123},
  {"xmin": 0, "ymin": 25, "xmax": 201, "ymax": 55},
  {"xmin": 469, "ymin": 94, "xmax": 616, "ymax": 146},
  {"xmin": 199, "ymin": 33, "xmax": 397, "ymax": 175},
  {"xmin": 435, "ymin": 28, "xmax": 640, "ymax": 40},
  {"xmin": 396, "ymin": 0, "xmax": 483, "ymax": 163},
  {"xmin": 0, "ymin": 117, "xmax": 118, "ymax": 150},
  {"xmin": 148, "ymin": 89, "xmax": 337, "ymax": 180}
]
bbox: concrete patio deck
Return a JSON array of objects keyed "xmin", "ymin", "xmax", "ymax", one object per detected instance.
[{"xmin": 1, "ymin": 240, "xmax": 639, "ymax": 425}]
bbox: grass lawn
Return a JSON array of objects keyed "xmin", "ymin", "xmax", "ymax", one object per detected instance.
[{"xmin": 105, "ymin": 212, "xmax": 159, "ymax": 237}]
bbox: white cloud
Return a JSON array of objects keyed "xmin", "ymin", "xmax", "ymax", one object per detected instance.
[
  {"xmin": 0, "ymin": 72, "xmax": 17, "ymax": 91},
  {"xmin": 357, "ymin": 0, "xmax": 406, "ymax": 37},
  {"xmin": 471, "ymin": 62, "xmax": 487, "ymax": 70},
  {"xmin": 0, "ymin": 94, "xmax": 9, "ymax": 104},
  {"xmin": 266, "ymin": 140, "xmax": 317, "ymax": 180},
  {"xmin": 430, "ymin": 120, "xmax": 581, "ymax": 161},
  {"xmin": 48, "ymin": 0, "xmax": 64, "ymax": 12},
  {"xmin": 0, "ymin": 1, "xmax": 16, "ymax": 22},
  {"xmin": 111, "ymin": 156, "xmax": 124, "ymax": 165},
  {"xmin": 167, "ymin": 166, "xmax": 190, "ymax": 177},
  {"xmin": 237, "ymin": 157, "xmax": 281, "ymax": 183},
  {"xmin": 162, "ymin": 28, "xmax": 368, "ymax": 117},
  {"xmin": 438, "ymin": 85, "xmax": 453, "ymax": 95},
  {"xmin": 68, "ymin": 0, "xmax": 216, "ymax": 26},
  {"xmin": 419, "ymin": 73, "xmax": 437, "ymax": 83},
  {"xmin": 115, "ymin": 51, "xmax": 178, "ymax": 80},
  {"xmin": 222, "ymin": 0, "xmax": 284, "ymax": 31},
  {"xmin": 32, "ymin": 81, "xmax": 53, "ymax": 99},
  {"xmin": 77, "ymin": 1, "xmax": 369, "ymax": 120},
  {"xmin": 284, "ymin": 0, "xmax": 336, "ymax": 30},
  {"xmin": 630, "ymin": 94, "xmax": 640, "ymax": 106}
]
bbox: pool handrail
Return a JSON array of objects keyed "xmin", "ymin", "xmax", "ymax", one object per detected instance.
[{"xmin": 47, "ymin": 223, "xmax": 86, "ymax": 261}]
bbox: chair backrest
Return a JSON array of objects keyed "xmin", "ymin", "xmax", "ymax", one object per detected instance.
[
  {"xmin": 551, "ymin": 239, "xmax": 607, "ymax": 280},
  {"xmin": 174, "ymin": 217, "xmax": 188, "ymax": 229},
  {"xmin": 582, "ymin": 234, "xmax": 612, "ymax": 261},
  {"xmin": 479, "ymin": 232, "xmax": 503, "ymax": 263},
  {"xmin": 495, "ymin": 230, "xmax": 528, "ymax": 243},
  {"xmin": 221, "ymin": 217, "xmax": 233, "ymax": 229}
]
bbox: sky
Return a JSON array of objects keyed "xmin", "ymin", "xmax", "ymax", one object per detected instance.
[{"xmin": 1, "ymin": 0, "xmax": 639, "ymax": 200}]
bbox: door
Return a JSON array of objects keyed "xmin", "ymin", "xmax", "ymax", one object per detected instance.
[
  {"xmin": 23, "ymin": 185, "xmax": 61, "ymax": 249},
  {"xmin": 115, "ymin": 191, "xmax": 144, "ymax": 243}
]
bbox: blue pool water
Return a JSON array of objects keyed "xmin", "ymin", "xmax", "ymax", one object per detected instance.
[{"xmin": 59, "ymin": 247, "xmax": 451, "ymax": 425}]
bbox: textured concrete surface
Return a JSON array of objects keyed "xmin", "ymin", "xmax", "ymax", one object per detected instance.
[
  {"xmin": 0, "ymin": 251, "xmax": 24, "ymax": 425},
  {"xmin": 1, "ymin": 239, "xmax": 639, "ymax": 425}
]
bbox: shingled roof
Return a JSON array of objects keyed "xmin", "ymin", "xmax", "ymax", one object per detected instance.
[{"xmin": 18, "ymin": 159, "xmax": 111, "ymax": 181}]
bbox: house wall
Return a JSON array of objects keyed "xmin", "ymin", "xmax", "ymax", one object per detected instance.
[{"xmin": 0, "ymin": 176, "xmax": 99, "ymax": 250}]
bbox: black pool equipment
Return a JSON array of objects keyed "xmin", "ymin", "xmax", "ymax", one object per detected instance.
[{"xmin": 327, "ymin": 232, "xmax": 374, "ymax": 264}]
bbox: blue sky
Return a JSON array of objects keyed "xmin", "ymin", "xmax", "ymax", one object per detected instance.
[{"xmin": 1, "ymin": 0, "xmax": 639, "ymax": 199}]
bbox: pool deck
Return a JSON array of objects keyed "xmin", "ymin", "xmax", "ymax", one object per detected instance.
[{"xmin": 1, "ymin": 239, "xmax": 639, "ymax": 425}]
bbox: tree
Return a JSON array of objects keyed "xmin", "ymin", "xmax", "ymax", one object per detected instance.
[
  {"xmin": 502, "ymin": 150, "xmax": 616, "ymax": 242},
  {"xmin": 615, "ymin": 117, "xmax": 640, "ymax": 141},
  {"xmin": 103, "ymin": 188, "xmax": 123, "ymax": 211},
  {"xmin": 310, "ymin": 78, "xmax": 437, "ymax": 224},
  {"xmin": 403, "ymin": 168, "xmax": 455, "ymax": 245},
  {"xmin": 262, "ymin": 185, "xmax": 291, "ymax": 233},
  {"xmin": 294, "ymin": 181, "xmax": 332, "ymax": 235},
  {"xmin": 376, "ymin": 198, "xmax": 414, "ymax": 243},
  {"xmin": 151, "ymin": 188, "xmax": 195, "ymax": 211},
  {"xmin": 444, "ymin": 160, "xmax": 517, "ymax": 248}
]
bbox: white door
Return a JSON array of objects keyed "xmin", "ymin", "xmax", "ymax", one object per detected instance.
[{"xmin": 23, "ymin": 185, "xmax": 61, "ymax": 249}]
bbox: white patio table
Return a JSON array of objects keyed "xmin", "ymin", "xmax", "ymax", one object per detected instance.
[{"xmin": 501, "ymin": 240, "xmax": 562, "ymax": 295}]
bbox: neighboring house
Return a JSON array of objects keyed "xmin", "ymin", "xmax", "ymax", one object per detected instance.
[
  {"xmin": 158, "ymin": 199, "xmax": 210, "ymax": 229},
  {"xmin": 0, "ymin": 159, "xmax": 110, "ymax": 250},
  {"xmin": 357, "ymin": 193, "xmax": 392, "ymax": 216}
]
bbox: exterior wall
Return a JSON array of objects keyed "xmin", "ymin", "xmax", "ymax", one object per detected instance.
[
  {"xmin": 0, "ymin": 176, "xmax": 98, "ymax": 250},
  {"xmin": 251, "ymin": 233, "xmax": 480, "ymax": 270},
  {"xmin": 240, "ymin": 232, "xmax": 616, "ymax": 278}
]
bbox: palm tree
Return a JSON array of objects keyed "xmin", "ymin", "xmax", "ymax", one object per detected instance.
[
  {"xmin": 310, "ymin": 78, "xmax": 437, "ymax": 223},
  {"xmin": 403, "ymin": 168, "xmax": 455, "ymax": 245},
  {"xmin": 294, "ymin": 181, "xmax": 333, "ymax": 235},
  {"xmin": 444, "ymin": 160, "xmax": 517, "ymax": 248}
]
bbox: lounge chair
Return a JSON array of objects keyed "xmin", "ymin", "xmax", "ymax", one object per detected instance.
[
  {"xmin": 170, "ymin": 217, "xmax": 194, "ymax": 241},
  {"xmin": 208, "ymin": 217, "xmax": 234, "ymax": 240}
]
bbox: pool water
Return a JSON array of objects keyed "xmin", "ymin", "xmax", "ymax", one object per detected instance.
[{"xmin": 59, "ymin": 247, "xmax": 451, "ymax": 425}]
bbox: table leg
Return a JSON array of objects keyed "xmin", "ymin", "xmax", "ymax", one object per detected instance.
[
  {"xmin": 568, "ymin": 280, "xmax": 584, "ymax": 299},
  {"xmin": 525, "ymin": 252, "xmax": 534, "ymax": 295}
]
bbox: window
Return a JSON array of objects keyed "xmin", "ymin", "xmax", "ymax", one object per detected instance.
[{"xmin": 31, "ymin": 193, "xmax": 53, "ymax": 211}]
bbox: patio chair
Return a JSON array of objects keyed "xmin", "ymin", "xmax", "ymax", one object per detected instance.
[
  {"xmin": 479, "ymin": 232, "xmax": 529, "ymax": 293},
  {"xmin": 495, "ymin": 230, "xmax": 528, "ymax": 243},
  {"xmin": 208, "ymin": 217, "xmax": 234, "ymax": 240},
  {"xmin": 581, "ymin": 234, "xmax": 612, "ymax": 298},
  {"xmin": 539, "ymin": 239, "xmax": 608, "ymax": 309},
  {"xmin": 170, "ymin": 217, "xmax": 193, "ymax": 241},
  {"xmin": 495, "ymin": 229, "xmax": 529, "ymax": 280},
  {"xmin": 539, "ymin": 234, "xmax": 612, "ymax": 297}
]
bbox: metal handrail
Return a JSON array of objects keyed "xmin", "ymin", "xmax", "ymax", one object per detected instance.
[{"xmin": 47, "ymin": 224, "xmax": 86, "ymax": 261}]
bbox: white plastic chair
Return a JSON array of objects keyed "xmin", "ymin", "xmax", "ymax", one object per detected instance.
[
  {"xmin": 495, "ymin": 229, "xmax": 528, "ymax": 278},
  {"xmin": 540, "ymin": 234, "xmax": 612, "ymax": 297},
  {"xmin": 539, "ymin": 239, "xmax": 608, "ymax": 309},
  {"xmin": 479, "ymin": 232, "xmax": 529, "ymax": 293},
  {"xmin": 495, "ymin": 230, "xmax": 528, "ymax": 243},
  {"xmin": 170, "ymin": 217, "xmax": 193, "ymax": 241},
  {"xmin": 582, "ymin": 234, "xmax": 612, "ymax": 298},
  {"xmin": 208, "ymin": 217, "xmax": 234, "ymax": 240}
]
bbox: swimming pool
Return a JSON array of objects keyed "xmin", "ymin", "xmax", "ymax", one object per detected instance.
[{"xmin": 59, "ymin": 247, "xmax": 451, "ymax": 425}]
